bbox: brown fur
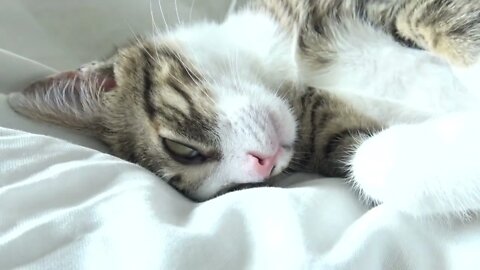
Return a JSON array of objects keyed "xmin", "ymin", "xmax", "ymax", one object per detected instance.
[
  {"xmin": 9, "ymin": 0, "xmax": 480, "ymax": 200},
  {"xmin": 288, "ymin": 87, "xmax": 381, "ymax": 177},
  {"xmin": 250, "ymin": 0, "xmax": 480, "ymax": 65}
]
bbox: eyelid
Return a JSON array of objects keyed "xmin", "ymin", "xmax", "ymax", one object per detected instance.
[
  {"xmin": 161, "ymin": 138, "xmax": 208, "ymax": 165},
  {"xmin": 159, "ymin": 133, "xmax": 205, "ymax": 153},
  {"xmin": 163, "ymin": 138, "xmax": 200, "ymax": 152}
]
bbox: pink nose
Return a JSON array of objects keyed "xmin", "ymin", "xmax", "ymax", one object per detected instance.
[{"xmin": 248, "ymin": 152, "xmax": 278, "ymax": 178}]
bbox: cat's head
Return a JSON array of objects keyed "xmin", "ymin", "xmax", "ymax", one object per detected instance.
[{"xmin": 8, "ymin": 19, "xmax": 297, "ymax": 201}]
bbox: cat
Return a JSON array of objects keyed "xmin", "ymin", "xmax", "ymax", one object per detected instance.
[{"xmin": 8, "ymin": 0, "xmax": 480, "ymax": 216}]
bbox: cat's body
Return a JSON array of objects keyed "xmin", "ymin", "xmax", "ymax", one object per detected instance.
[{"xmin": 9, "ymin": 0, "xmax": 480, "ymax": 216}]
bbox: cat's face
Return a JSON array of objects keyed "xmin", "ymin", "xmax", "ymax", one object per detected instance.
[
  {"xmin": 105, "ymin": 39, "xmax": 297, "ymax": 200},
  {"xmin": 9, "ymin": 20, "xmax": 297, "ymax": 201}
]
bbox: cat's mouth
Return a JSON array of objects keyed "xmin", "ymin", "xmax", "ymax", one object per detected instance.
[{"xmin": 214, "ymin": 181, "xmax": 273, "ymax": 198}]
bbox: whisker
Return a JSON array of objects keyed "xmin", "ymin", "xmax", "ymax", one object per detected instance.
[
  {"xmin": 167, "ymin": 53, "xmax": 217, "ymax": 106},
  {"xmin": 173, "ymin": 54, "xmax": 215, "ymax": 102},
  {"xmin": 149, "ymin": 1, "xmax": 161, "ymax": 36},
  {"xmin": 151, "ymin": 1, "xmax": 210, "ymax": 95},
  {"xmin": 227, "ymin": 51, "xmax": 237, "ymax": 91},
  {"xmin": 189, "ymin": 0, "xmax": 197, "ymax": 23},
  {"xmin": 169, "ymin": 74, "xmax": 215, "ymax": 105},
  {"xmin": 227, "ymin": 0, "xmax": 239, "ymax": 15},
  {"xmin": 234, "ymin": 48, "xmax": 243, "ymax": 92},
  {"xmin": 148, "ymin": 2, "xmax": 166, "ymax": 68},
  {"xmin": 174, "ymin": 0, "xmax": 183, "ymax": 25},
  {"xmin": 157, "ymin": 0, "xmax": 171, "ymax": 32},
  {"xmin": 127, "ymin": 26, "xmax": 159, "ymax": 66}
]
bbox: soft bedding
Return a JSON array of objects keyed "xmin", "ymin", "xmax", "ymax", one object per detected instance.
[{"xmin": 1, "ymin": 1, "xmax": 480, "ymax": 269}]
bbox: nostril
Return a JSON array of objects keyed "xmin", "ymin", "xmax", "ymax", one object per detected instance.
[
  {"xmin": 247, "ymin": 152, "xmax": 279, "ymax": 178},
  {"xmin": 248, "ymin": 153, "xmax": 269, "ymax": 166},
  {"xmin": 256, "ymin": 157, "xmax": 266, "ymax": 166}
]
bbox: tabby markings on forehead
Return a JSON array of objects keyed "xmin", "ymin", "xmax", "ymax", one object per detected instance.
[
  {"xmin": 141, "ymin": 45, "xmax": 198, "ymax": 119},
  {"xmin": 160, "ymin": 86, "xmax": 191, "ymax": 116},
  {"xmin": 141, "ymin": 49, "xmax": 157, "ymax": 119},
  {"xmin": 157, "ymin": 46, "xmax": 203, "ymax": 85}
]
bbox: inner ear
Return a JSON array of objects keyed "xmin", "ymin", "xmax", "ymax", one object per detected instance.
[{"xmin": 8, "ymin": 61, "xmax": 116, "ymax": 132}]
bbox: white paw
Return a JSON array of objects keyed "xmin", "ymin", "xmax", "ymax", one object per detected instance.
[
  {"xmin": 351, "ymin": 114, "xmax": 480, "ymax": 216},
  {"xmin": 350, "ymin": 127, "xmax": 400, "ymax": 202},
  {"xmin": 350, "ymin": 124, "xmax": 429, "ymax": 210}
]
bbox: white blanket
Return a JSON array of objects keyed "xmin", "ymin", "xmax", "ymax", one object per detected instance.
[
  {"xmin": 2, "ymin": 127, "xmax": 480, "ymax": 270},
  {"xmin": 1, "ymin": 1, "xmax": 480, "ymax": 269}
]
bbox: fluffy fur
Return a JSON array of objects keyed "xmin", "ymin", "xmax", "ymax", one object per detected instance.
[{"xmin": 8, "ymin": 0, "xmax": 480, "ymax": 216}]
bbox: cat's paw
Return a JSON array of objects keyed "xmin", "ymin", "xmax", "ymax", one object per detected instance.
[
  {"xmin": 349, "ymin": 126, "xmax": 405, "ymax": 204},
  {"xmin": 350, "ymin": 114, "xmax": 480, "ymax": 216},
  {"xmin": 349, "ymin": 124, "xmax": 436, "ymax": 212}
]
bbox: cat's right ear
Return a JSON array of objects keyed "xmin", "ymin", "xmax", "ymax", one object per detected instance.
[{"xmin": 8, "ymin": 63, "xmax": 117, "ymax": 132}]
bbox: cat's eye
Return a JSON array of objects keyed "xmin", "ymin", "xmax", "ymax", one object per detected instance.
[{"xmin": 162, "ymin": 138, "xmax": 207, "ymax": 165}]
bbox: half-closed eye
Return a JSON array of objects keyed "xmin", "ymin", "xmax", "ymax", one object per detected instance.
[{"xmin": 162, "ymin": 138, "xmax": 207, "ymax": 165}]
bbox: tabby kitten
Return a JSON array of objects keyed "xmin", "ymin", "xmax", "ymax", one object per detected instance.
[{"xmin": 9, "ymin": 0, "xmax": 480, "ymax": 215}]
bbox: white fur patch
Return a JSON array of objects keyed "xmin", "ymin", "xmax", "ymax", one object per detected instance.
[
  {"xmin": 301, "ymin": 21, "xmax": 480, "ymax": 116},
  {"xmin": 351, "ymin": 113, "xmax": 480, "ymax": 217}
]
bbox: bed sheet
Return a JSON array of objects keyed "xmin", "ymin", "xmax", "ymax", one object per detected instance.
[
  {"xmin": 2, "ymin": 127, "xmax": 480, "ymax": 270},
  {"xmin": 1, "ymin": 1, "xmax": 480, "ymax": 269}
]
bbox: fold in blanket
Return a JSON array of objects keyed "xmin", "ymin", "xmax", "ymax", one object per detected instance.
[{"xmin": 1, "ymin": 127, "xmax": 480, "ymax": 270}]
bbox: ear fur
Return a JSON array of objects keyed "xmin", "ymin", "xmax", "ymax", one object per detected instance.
[{"xmin": 8, "ymin": 61, "xmax": 116, "ymax": 132}]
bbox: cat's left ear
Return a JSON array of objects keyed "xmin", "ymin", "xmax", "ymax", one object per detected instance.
[{"xmin": 8, "ymin": 61, "xmax": 117, "ymax": 132}]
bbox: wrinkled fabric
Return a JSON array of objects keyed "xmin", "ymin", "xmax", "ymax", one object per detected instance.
[
  {"xmin": 1, "ymin": 127, "xmax": 480, "ymax": 270},
  {"xmin": 1, "ymin": 0, "xmax": 480, "ymax": 269}
]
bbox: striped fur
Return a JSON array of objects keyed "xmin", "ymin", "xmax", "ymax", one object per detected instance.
[
  {"xmin": 9, "ymin": 0, "xmax": 480, "ymax": 203},
  {"xmin": 289, "ymin": 87, "xmax": 381, "ymax": 177}
]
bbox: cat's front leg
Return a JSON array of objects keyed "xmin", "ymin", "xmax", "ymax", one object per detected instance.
[
  {"xmin": 291, "ymin": 87, "xmax": 383, "ymax": 177},
  {"xmin": 350, "ymin": 112, "xmax": 480, "ymax": 216}
]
